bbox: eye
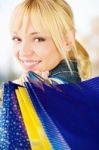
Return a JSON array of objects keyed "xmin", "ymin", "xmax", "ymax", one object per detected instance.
[
  {"xmin": 34, "ymin": 37, "xmax": 45, "ymax": 42},
  {"xmin": 12, "ymin": 36, "xmax": 21, "ymax": 42}
]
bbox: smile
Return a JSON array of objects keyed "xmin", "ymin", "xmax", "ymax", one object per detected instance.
[{"xmin": 21, "ymin": 60, "xmax": 42, "ymax": 68}]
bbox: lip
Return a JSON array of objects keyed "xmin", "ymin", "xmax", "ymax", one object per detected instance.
[{"xmin": 20, "ymin": 59, "xmax": 42, "ymax": 69}]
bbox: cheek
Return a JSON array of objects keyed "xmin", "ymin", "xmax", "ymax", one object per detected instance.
[
  {"xmin": 36, "ymin": 47, "xmax": 54, "ymax": 59},
  {"xmin": 12, "ymin": 45, "xmax": 19, "ymax": 58},
  {"xmin": 34, "ymin": 42, "xmax": 53, "ymax": 58}
]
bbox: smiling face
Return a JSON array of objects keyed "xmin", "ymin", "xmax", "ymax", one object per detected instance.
[{"xmin": 11, "ymin": 23, "xmax": 63, "ymax": 75}]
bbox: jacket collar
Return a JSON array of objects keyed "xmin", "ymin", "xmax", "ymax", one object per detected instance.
[{"xmin": 49, "ymin": 59, "xmax": 81, "ymax": 83}]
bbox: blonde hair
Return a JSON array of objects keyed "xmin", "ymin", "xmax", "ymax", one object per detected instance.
[{"xmin": 10, "ymin": 0, "xmax": 91, "ymax": 80}]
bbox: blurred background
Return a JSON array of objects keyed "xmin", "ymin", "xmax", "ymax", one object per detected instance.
[{"xmin": 0, "ymin": 0, "xmax": 99, "ymax": 84}]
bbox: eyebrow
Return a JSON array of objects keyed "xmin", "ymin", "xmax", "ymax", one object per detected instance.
[{"xmin": 30, "ymin": 32, "xmax": 39, "ymax": 35}]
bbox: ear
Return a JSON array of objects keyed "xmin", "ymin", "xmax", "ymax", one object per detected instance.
[{"xmin": 64, "ymin": 29, "xmax": 75, "ymax": 52}]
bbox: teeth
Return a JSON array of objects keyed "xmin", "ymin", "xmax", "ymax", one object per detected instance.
[{"xmin": 22, "ymin": 60, "xmax": 40, "ymax": 66}]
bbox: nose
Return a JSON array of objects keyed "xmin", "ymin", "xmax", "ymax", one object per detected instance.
[{"xmin": 19, "ymin": 41, "xmax": 33, "ymax": 56}]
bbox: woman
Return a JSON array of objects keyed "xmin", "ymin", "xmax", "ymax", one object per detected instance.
[
  {"xmin": 0, "ymin": 0, "xmax": 91, "ymax": 105},
  {"xmin": 2, "ymin": 1, "xmax": 99, "ymax": 150},
  {"xmin": 9, "ymin": 0, "xmax": 91, "ymax": 86}
]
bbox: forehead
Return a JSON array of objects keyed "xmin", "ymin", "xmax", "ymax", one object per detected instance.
[
  {"xmin": 11, "ymin": 12, "xmax": 50, "ymax": 36},
  {"xmin": 13, "ymin": 24, "xmax": 49, "ymax": 37}
]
